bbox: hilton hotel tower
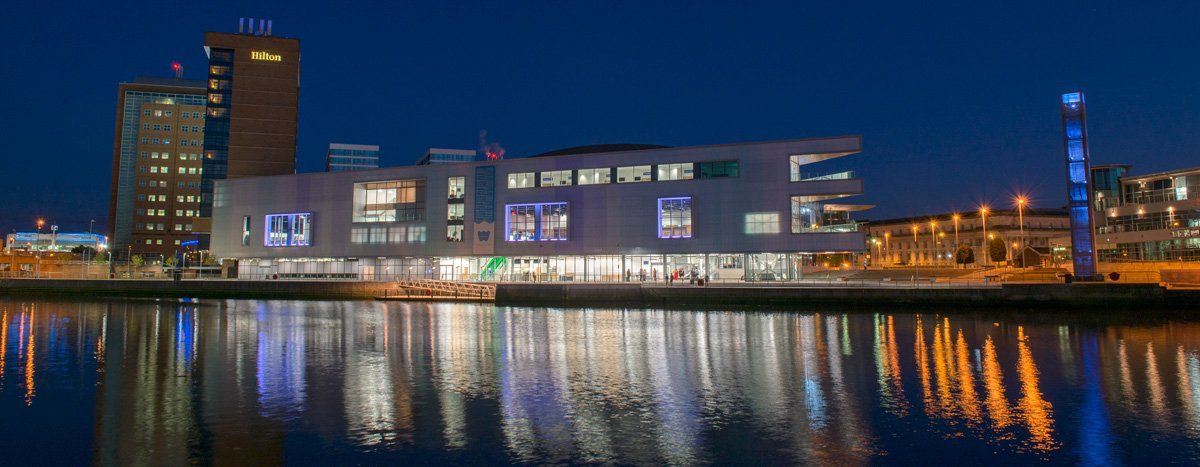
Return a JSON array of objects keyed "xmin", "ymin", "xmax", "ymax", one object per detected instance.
[{"xmin": 199, "ymin": 19, "xmax": 300, "ymax": 243}]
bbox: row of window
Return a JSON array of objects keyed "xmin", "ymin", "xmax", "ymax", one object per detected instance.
[
  {"xmin": 140, "ymin": 152, "xmax": 201, "ymax": 161},
  {"xmin": 138, "ymin": 180, "xmax": 199, "ymax": 188},
  {"xmin": 140, "ymin": 166, "xmax": 201, "ymax": 175},
  {"xmin": 143, "ymin": 110, "xmax": 201, "ymax": 119},
  {"xmin": 506, "ymin": 161, "xmax": 739, "ymax": 189},
  {"xmin": 143, "ymin": 223, "xmax": 193, "ymax": 231},
  {"xmin": 137, "ymin": 208, "xmax": 197, "ymax": 217},
  {"xmin": 141, "ymin": 123, "xmax": 203, "ymax": 132},
  {"xmin": 350, "ymin": 225, "xmax": 428, "ymax": 245},
  {"xmin": 139, "ymin": 138, "xmax": 201, "ymax": 146},
  {"xmin": 265, "ymin": 213, "xmax": 311, "ymax": 247}
]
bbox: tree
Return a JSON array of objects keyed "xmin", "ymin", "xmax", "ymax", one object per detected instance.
[
  {"xmin": 988, "ymin": 237, "xmax": 1007, "ymax": 264},
  {"xmin": 954, "ymin": 244, "xmax": 975, "ymax": 267},
  {"xmin": 130, "ymin": 255, "xmax": 144, "ymax": 268},
  {"xmin": 164, "ymin": 256, "xmax": 178, "ymax": 268},
  {"xmin": 71, "ymin": 245, "xmax": 97, "ymax": 257}
]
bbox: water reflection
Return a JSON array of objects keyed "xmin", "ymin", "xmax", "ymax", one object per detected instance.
[{"xmin": 0, "ymin": 300, "xmax": 1199, "ymax": 464}]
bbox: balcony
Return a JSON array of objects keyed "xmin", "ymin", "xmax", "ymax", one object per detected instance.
[{"xmin": 798, "ymin": 170, "xmax": 855, "ymax": 181}]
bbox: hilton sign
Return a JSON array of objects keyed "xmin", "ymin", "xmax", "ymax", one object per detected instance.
[{"xmin": 250, "ymin": 51, "xmax": 282, "ymax": 62}]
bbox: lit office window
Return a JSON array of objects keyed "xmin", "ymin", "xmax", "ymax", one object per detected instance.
[
  {"xmin": 744, "ymin": 212, "xmax": 780, "ymax": 234},
  {"xmin": 617, "ymin": 165, "xmax": 652, "ymax": 183},
  {"xmin": 241, "ymin": 216, "xmax": 251, "ymax": 246},
  {"xmin": 697, "ymin": 160, "xmax": 739, "ymax": 178},
  {"xmin": 447, "ymin": 204, "xmax": 464, "ymax": 221},
  {"xmin": 658, "ymin": 197, "xmax": 693, "ymax": 238},
  {"xmin": 791, "ymin": 197, "xmax": 820, "ymax": 233},
  {"xmin": 447, "ymin": 225, "xmax": 464, "ymax": 242},
  {"xmin": 576, "ymin": 168, "xmax": 612, "ymax": 185},
  {"xmin": 506, "ymin": 202, "xmax": 568, "ymax": 241},
  {"xmin": 353, "ymin": 179, "xmax": 425, "ymax": 222},
  {"xmin": 508, "ymin": 172, "xmax": 535, "ymax": 189},
  {"xmin": 448, "ymin": 176, "xmax": 465, "ymax": 199},
  {"xmin": 540, "ymin": 203, "xmax": 569, "ymax": 240},
  {"xmin": 264, "ymin": 213, "xmax": 312, "ymax": 247},
  {"xmin": 540, "ymin": 170, "xmax": 573, "ymax": 187},
  {"xmin": 657, "ymin": 163, "xmax": 694, "ymax": 181}
]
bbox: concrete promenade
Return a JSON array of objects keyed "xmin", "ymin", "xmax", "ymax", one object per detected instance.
[{"xmin": 0, "ymin": 278, "xmax": 1197, "ymax": 309}]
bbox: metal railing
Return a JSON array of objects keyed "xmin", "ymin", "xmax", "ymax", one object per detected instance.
[{"xmin": 799, "ymin": 170, "xmax": 856, "ymax": 181}]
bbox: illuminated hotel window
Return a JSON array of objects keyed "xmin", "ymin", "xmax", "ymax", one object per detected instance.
[
  {"xmin": 658, "ymin": 197, "xmax": 693, "ymax": 238},
  {"xmin": 507, "ymin": 172, "xmax": 535, "ymax": 189},
  {"xmin": 540, "ymin": 170, "xmax": 572, "ymax": 186},
  {"xmin": 657, "ymin": 163, "xmax": 694, "ymax": 181},
  {"xmin": 506, "ymin": 202, "xmax": 568, "ymax": 241},
  {"xmin": 617, "ymin": 165, "xmax": 652, "ymax": 183},
  {"xmin": 353, "ymin": 179, "xmax": 425, "ymax": 222},
  {"xmin": 264, "ymin": 213, "xmax": 312, "ymax": 247},
  {"xmin": 744, "ymin": 212, "xmax": 780, "ymax": 234},
  {"xmin": 576, "ymin": 168, "xmax": 611, "ymax": 185}
]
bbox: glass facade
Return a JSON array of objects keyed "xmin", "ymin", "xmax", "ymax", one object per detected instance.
[
  {"xmin": 200, "ymin": 49, "xmax": 234, "ymax": 218},
  {"xmin": 264, "ymin": 213, "xmax": 311, "ymax": 247},
  {"xmin": 506, "ymin": 203, "xmax": 569, "ymax": 241},
  {"xmin": 1060, "ymin": 92, "xmax": 1097, "ymax": 276},
  {"xmin": 327, "ymin": 145, "xmax": 380, "ymax": 172},
  {"xmin": 658, "ymin": 197, "xmax": 693, "ymax": 238},
  {"xmin": 353, "ymin": 179, "xmax": 425, "ymax": 222}
]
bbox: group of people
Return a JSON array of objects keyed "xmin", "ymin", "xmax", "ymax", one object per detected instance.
[{"xmin": 623, "ymin": 266, "xmax": 709, "ymax": 285}]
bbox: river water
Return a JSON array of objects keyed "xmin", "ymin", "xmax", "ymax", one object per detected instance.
[{"xmin": 0, "ymin": 298, "xmax": 1198, "ymax": 465}]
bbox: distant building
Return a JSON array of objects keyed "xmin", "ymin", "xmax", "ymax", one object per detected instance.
[
  {"xmin": 1095, "ymin": 165, "xmax": 1200, "ymax": 261},
  {"xmin": 326, "ymin": 143, "xmax": 380, "ymax": 172},
  {"xmin": 418, "ymin": 148, "xmax": 477, "ymax": 165},
  {"xmin": 865, "ymin": 209, "xmax": 1071, "ymax": 267},
  {"xmin": 107, "ymin": 77, "xmax": 207, "ymax": 258},
  {"xmin": 6, "ymin": 232, "xmax": 107, "ymax": 253}
]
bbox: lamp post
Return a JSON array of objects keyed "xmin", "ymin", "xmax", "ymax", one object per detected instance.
[
  {"xmin": 883, "ymin": 232, "xmax": 891, "ymax": 267},
  {"xmin": 35, "ymin": 218, "xmax": 44, "ymax": 278},
  {"xmin": 1016, "ymin": 196, "xmax": 1027, "ymax": 264},
  {"xmin": 929, "ymin": 220, "xmax": 938, "ymax": 267},
  {"xmin": 980, "ymin": 206, "xmax": 990, "ymax": 267},
  {"xmin": 952, "ymin": 213, "xmax": 960, "ymax": 246},
  {"xmin": 911, "ymin": 224, "xmax": 920, "ymax": 278}
]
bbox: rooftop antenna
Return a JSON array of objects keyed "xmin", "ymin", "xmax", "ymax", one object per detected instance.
[{"xmin": 171, "ymin": 61, "xmax": 182, "ymax": 78}]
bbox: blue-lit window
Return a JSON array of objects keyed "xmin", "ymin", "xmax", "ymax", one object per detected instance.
[
  {"xmin": 506, "ymin": 202, "xmax": 568, "ymax": 241},
  {"xmin": 658, "ymin": 197, "xmax": 693, "ymax": 238},
  {"xmin": 264, "ymin": 213, "xmax": 312, "ymax": 247},
  {"xmin": 1067, "ymin": 140, "xmax": 1085, "ymax": 162}
]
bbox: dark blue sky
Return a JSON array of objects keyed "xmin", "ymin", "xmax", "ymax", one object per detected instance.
[{"xmin": 2, "ymin": 1, "xmax": 1199, "ymax": 234}]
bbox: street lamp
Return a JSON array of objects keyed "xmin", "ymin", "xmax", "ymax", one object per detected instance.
[
  {"xmin": 952, "ymin": 213, "xmax": 961, "ymax": 246},
  {"xmin": 34, "ymin": 218, "xmax": 44, "ymax": 278},
  {"xmin": 1015, "ymin": 196, "xmax": 1027, "ymax": 259},
  {"xmin": 929, "ymin": 220, "xmax": 938, "ymax": 266},
  {"xmin": 911, "ymin": 224, "xmax": 920, "ymax": 269},
  {"xmin": 883, "ymin": 232, "xmax": 891, "ymax": 266},
  {"xmin": 979, "ymin": 206, "xmax": 990, "ymax": 266}
]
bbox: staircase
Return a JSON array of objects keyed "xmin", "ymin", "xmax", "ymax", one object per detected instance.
[{"xmin": 385, "ymin": 279, "xmax": 496, "ymax": 301}]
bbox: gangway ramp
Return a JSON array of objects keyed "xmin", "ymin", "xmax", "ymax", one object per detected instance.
[{"xmin": 377, "ymin": 279, "xmax": 496, "ymax": 302}]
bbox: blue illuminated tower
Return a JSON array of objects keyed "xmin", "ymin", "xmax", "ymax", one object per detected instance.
[{"xmin": 1061, "ymin": 92, "xmax": 1098, "ymax": 278}]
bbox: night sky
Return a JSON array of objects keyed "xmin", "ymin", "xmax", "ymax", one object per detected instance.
[{"xmin": 2, "ymin": 1, "xmax": 1198, "ymax": 234}]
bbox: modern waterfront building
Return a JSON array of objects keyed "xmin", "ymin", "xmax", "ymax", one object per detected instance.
[
  {"xmin": 865, "ymin": 209, "xmax": 1070, "ymax": 267},
  {"xmin": 418, "ymin": 148, "xmax": 477, "ymax": 165},
  {"xmin": 326, "ymin": 143, "xmax": 380, "ymax": 172},
  {"xmin": 210, "ymin": 136, "xmax": 870, "ymax": 281},
  {"xmin": 1096, "ymin": 165, "xmax": 1200, "ymax": 261},
  {"xmin": 107, "ymin": 77, "xmax": 208, "ymax": 257},
  {"xmin": 199, "ymin": 26, "xmax": 300, "ymax": 227},
  {"xmin": 5, "ymin": 232, "xmax": 107, "ymax": 253}
]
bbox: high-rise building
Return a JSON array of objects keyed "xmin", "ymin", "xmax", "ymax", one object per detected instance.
[
  {"xmin": 200, "ymin": 23, "xmax": 300, "ymax": 233},
  {"xmin": 326, "ymin": 143, "xmax": 380, "ymax": 172},
  {"xmin": 108, "ymin": 77, "xmax": 207, "ymax": 258},
  {"xmin": 418, "ymin": 148, "xmax": 477, "ymax": 165}
]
